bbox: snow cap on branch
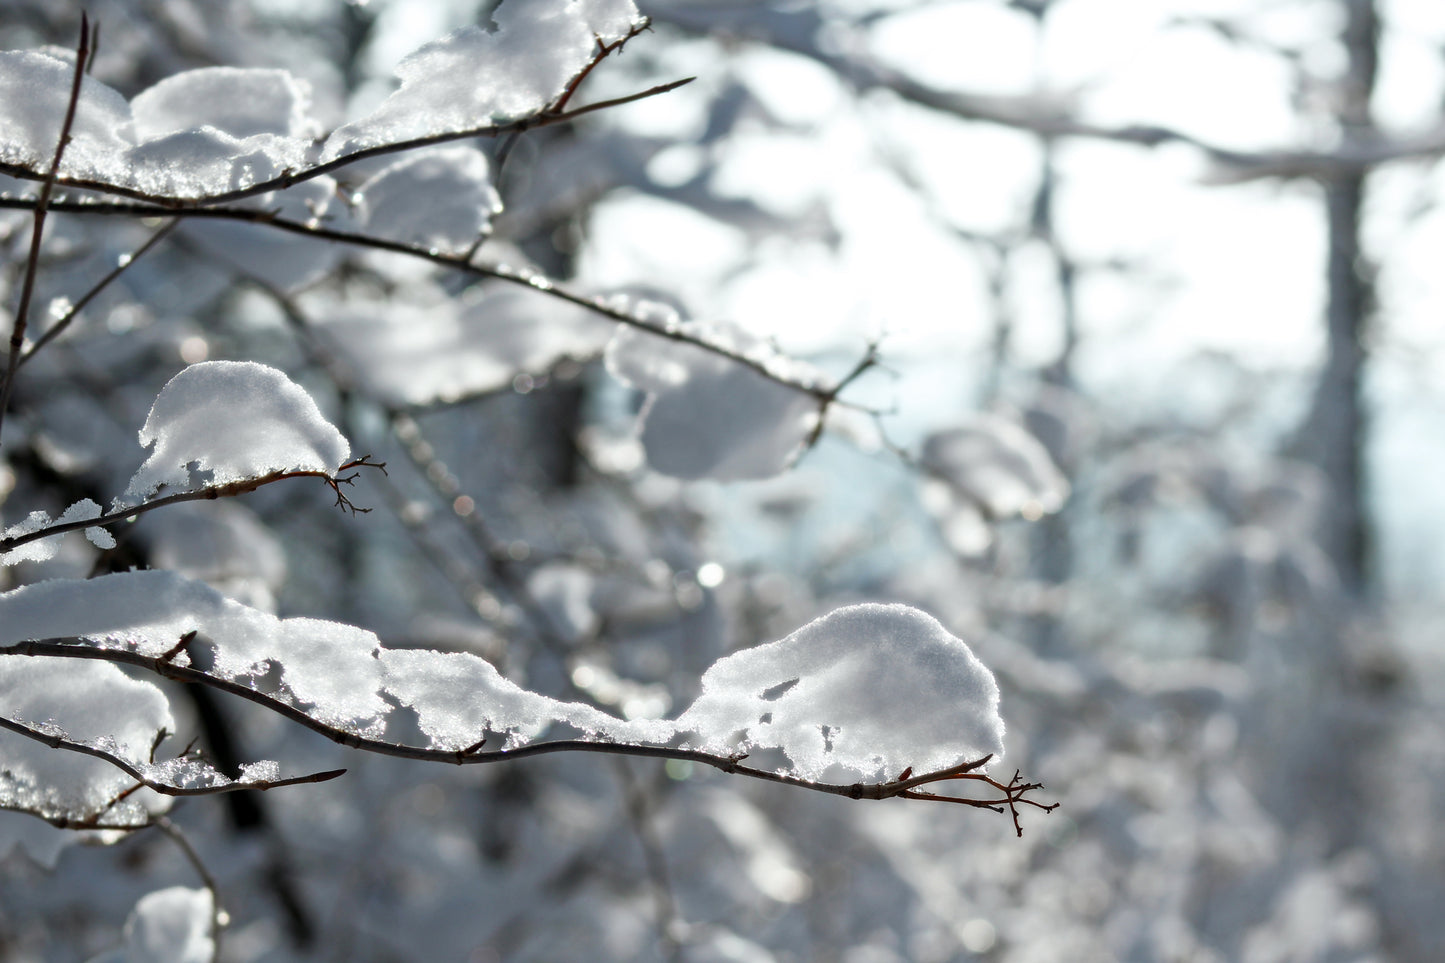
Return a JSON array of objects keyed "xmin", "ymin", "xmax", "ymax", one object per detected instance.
[
  {"xmin": 125, "ymin": 361, "xmax": 350, "ymax": 502},
  {"xmin": 322, "ymin": 0, "xmax": 647, "ymax": 161},
  {"xmin": 678, "ymin": 603, "xmax": 1005, "ymax": 780}
]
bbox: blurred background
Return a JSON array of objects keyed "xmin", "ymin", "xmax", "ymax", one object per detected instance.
[{"xmin": 3, "ymin": 0, "xmax": 1445, "ymax": 960}]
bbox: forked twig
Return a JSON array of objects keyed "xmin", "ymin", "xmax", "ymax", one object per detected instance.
[{"xmin": 0, "ymin": 457, "xmax": 387, "ymax": 555}]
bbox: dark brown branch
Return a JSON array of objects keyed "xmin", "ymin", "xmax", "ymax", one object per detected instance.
[
  {"xmin": 0, "ymin": 458, "xmax": 385, "ymax": 555},
  {"xmin": 0, "ymin": 713, "xmax": 347, "ymax": 796},
  {"xmin": 0, "ymin": 78, "xmax": 694, "ymax": 209},
  {"xmin": 1, "ymin": 638, "xmax": 1055, "ymax": 831},
  {"xmin": 0, "ymin": 14, "xmax": 90, "ymax": 445},
  {"xmin": 0, "ymin": 196, "xmax": 889, "ymax": 415},
  {"xmin": 154, "ymin": 817, "xmax": 226, "ymax": 963}
]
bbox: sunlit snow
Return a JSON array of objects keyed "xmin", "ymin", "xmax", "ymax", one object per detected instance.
[
  {"xmin": 124, "ymin": 361, "xmax": 351, "ymax": 502},
  {"xmin": 678, "ymin": 604, "xmax": 1005, "ymax": 780}
]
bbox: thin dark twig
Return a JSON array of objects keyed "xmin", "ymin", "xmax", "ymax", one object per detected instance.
[
  {"xmin": 0, "ymin": 457, "xmax": 385, "ymax": 554},
  {"xmin": 2, "ymin": 638, "xmax": 1056, "ymax": 831},
  {"xmin": 0, "ymin": 78, "xmax": 695, "ymax": 209},
  {"xmin": 155, "ymin": 817, "xmax": 226, "ymax": 963},
  {"xmin": 613, "ymin": 758, "xmax": 683, "ymax": 960},
  {"xmin": 19, "ymin": 218, "xmax": 179, "ymax": 366},
  {"xmin": 0, "ymin": 713, "xmax": 347, "ymax": 796},
  {"xmin": 0, "ymin": 14, "xmax": 90, "ymax": 445},
  {"xmin": 1, "ymin": 196, "xmax": 886, "ymax": 415}
]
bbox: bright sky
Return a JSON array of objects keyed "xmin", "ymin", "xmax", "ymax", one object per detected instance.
[{"xmin": 576, "ymin": 0, "xmax": 1445, "ymax": 596}]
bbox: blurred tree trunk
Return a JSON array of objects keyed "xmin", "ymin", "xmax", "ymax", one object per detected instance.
[{"xmin": 1293, "ymin": 0, "xmax": 1379, "ymax": 597}]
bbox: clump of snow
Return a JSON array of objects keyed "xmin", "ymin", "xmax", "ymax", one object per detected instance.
[
  {"xmin": 0, "ymin": 570, "xmax": 386, "ymax": 726},
  {"xmin": 0, "ymin": 658, "xmax": 173, "ymax": 818},
  {"xmin": 1, "ymin": 510, "xmax": 61, "ymax": 566},
  {"xmin": 3, "ymin": 572, "xmax": 1006, "ymax": 789},
  {"xmin": 606, "ymin": 318, "xmax": 822, "ymax": 481},
  {"xmin": 322, "ymin": 0, "xmax": 647, "ymax": 161},
  {"xmin": 124, "ymin": 361, "xmax": 351, "ymax": 502},
  {"xmin": 0, "ymin": 50, "xmax": 132, "ymax": 185},
  {"xmin": 1, "ymin": 499, "xmax": 110, "ymax": 565},
  {"xmin": 314, "ymin": 285, "xmax": 614, "ymax": 406},
  {"xmin": 920, "ymin": 414, "xmax": 1069, "ymax": 555},
  {"xmin": 130, "ymin": 67, "xmax": 313, "ymax": 143},
  {"xmin": 87, "ymin": 887, "xmax": 214, "ymax": 963},
  {"xmin": 379, "ymin": 648, "xmax": 671, "ymax": 749},
  {"xmin": 677, "ymin": 604, "xmax": 1005, "ymax": 780},
  {"xmin": 356, "ymin": 147, "xmax": 502, "ymax": 253},
  {"xmin": 180, "ymin": 178, "xmax": 349, "ymax": 290}
]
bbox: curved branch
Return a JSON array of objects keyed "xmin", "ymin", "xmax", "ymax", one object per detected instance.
[
  {"xmin": 0, "ymin": 713, "xmax": 346, "ymax": 797},
  {"xmin": 0, "ymin": 457, "xmax": 385, "ymax": 555},
  {"xmin": 0, "ymin": 638, "xmax": 1055, "ymax": 830},
  {"xmin": 0, "ymin": 77, "xmax": 693, "ymax": 209},
  {"xmin": 0, "ymin": 196, "xmax": 871, "ymax": 408}
]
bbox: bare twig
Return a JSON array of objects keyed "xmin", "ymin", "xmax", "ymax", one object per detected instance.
[
  {"xmin": 0, "ymin": 196, "xmax": 886, "ymax": 416},
  {"xmin": 0, "ymin": 713, "xmax": 347, "ymax": 797},
  {"xmin": 0, "ymin": 78, "xmax": 695, "ymax": 209},
  {"xmin": 0, "ymin": 14, "xmax": 90, "ymax": 445},
  {"xmin": 154, "ymin": 817, "xmax": 226, "ymax": 963},
  {"xmin": 0, "ymin": 458, "xmax": 386, "ymax": 555}
]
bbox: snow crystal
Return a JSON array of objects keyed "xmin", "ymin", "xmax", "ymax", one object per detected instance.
[
  {"xmin": 606, "ymin": 319, "xmax": 821, "ymax": 481},
  {"xmin": 322, "ymin": 0, "xmax": 647, "ymax": 161},
  {"xmin": 356, "ymin": 147, "xmax": 502, "ymax": 253},
  {"xmin": 677, "ymin": 604, "xmax": 1005, "ymax": 780},
  {"xmin": 124, "ymin": 361, "xmax": 351, "ymax": 502}
]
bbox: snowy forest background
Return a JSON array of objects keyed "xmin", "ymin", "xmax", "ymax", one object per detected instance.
[{"xmin": 3, "ymin": 0, "xmax": 1445, "ymax": 960}]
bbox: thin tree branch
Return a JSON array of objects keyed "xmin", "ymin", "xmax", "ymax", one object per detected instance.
[
  {"xmin": 0, "ymin": 78, "xmax": 694, "ymax": 209},
  {"xmin": 0, "ymin": 195, "xmax": 893, "ymax": 418},
  {"xmin": 0, "ymin": 458, "xmax": 385, "ymax": 555},
  {"xmin": 0, "ymin": 14, "xmax": 90, "ymax": 445},
  {"xmin": 0, "ymin": 713, "xmax": 347, "ymax": 797},
  {"xmin": 1, "ymin": 638, "xmax": 1056, "ymax": 830},
  {"xmin": 154, "ymin": 817, "xmax": 226, "ymax": 963},
  {"xmin": 19, "ymin": 217, "xmax": 180, "ymax": 367}
]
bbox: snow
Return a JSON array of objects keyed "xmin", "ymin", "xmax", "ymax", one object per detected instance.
[
  {"xmin": 124, "ymin": 361, "xmax": 351, "ymax": 502},
  {"xmin": 606, "ymin": 318, "xmax": 823, "ymax": 481},
  {"xmin": 0, "ymin": 500, "xmax": 110, "ymax": 566},
  {"xmin": 86, "ymin": 887, "xmax": 214, "ymax": 963},
  {"xmin": 919, "ymin": 414, "xmax": 1070, "ymax": 554},
  {"xmin": 322, "ymin": 0, "xmax": 647, "ymax": 161},
  {"xmin": 3, "ymin": 571, "xmax": 1004, "ymax": 783},
  {"xmin": 0, "ymin": 658, "xmax": 173, "ymax": 820},
  {"xmin": 355, "ymin": 147, "xmax": 502, "ymax": 254},
  {"xmin": 315, "ymin": 285, "xmax": 614, "ymax": 406},
  {"xmin": 0, "ymin": 571, "xmax": 386, "ymax": 726},
  {"xmin": 0, "ymin": 50, "xmax": 132, "ymax": 186},
  {"xmin": 677, "ymin": 604, "xmax": 1005, "ymax": 780},
  {"xmin": 129, "ymin": 67, "xmax": 313, "ymax": 144}
]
